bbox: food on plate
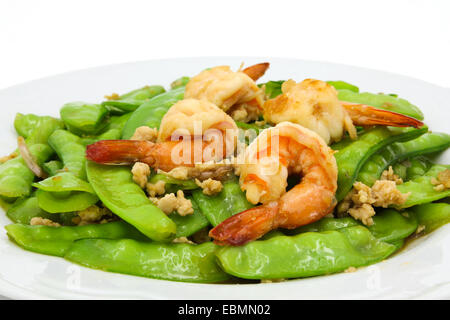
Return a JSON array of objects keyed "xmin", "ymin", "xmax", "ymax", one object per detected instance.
[{"xmin": 1, "ymin": 62, "xmax": 449, "ymax": 283}]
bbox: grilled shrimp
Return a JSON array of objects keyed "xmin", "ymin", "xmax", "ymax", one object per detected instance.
[
  {"xmin": 185, "ymin": 63, "xmax": 269, "ymax": 122},
  {"xmin": 209, "ymin": 122, "xmax": 338, "ymax": 246},
  {"xmin": 86, "ymin": 99, "xmax": 238, "ymax": 172},
  {"xmin": 263, "ymin": 79, "xmax": 424, "ymax": 144}
]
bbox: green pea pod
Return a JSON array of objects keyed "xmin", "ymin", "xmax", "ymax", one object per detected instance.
[
  {"xmin": 192, "ymin": 178, "xmax": 253, "ymax": 226},
  {"xmin": 404, "ymin": 156, "xmax": 433, "ymax": 180},
  {"xmin": 33, "ymin": 172, "xmax": 96, "ymax": 194},
  {"xmin": 389, "ymin": 239, "xmax": 405, "ymax": 251},
  {"xmin": 102, "ymin": 85, "xmax": 166, "ymax": 112},
  {"xmin": 14, "ymin": 113, "xmax": 41, "ymax": 138},
  {"xmin": 337, "ymin": 89, "xmax": 424, "ymax": 120},
  {"xmin": 7, "ymin": 195, "xmax": 53, "ymax": 224},
  {"xmin": 289, "ymin": 209, "xmax": 417, "ymax": 243},
  {"xmin": 48, "ymin": 130, "xmax": 86, "ymax": 179},
  {"xmin": 357, "ymin": 132, "xmax": 450, "ymax": 186},
  {"xmin": 148, "ymin": 174, "xmax": 198, "ymax": 193},
  {"xmin": 392, "ymin": 162, "xmax": 407, "ymax": 181},
  {"xmin": 6, "ymin": 221, "xmax": 146, "ymax": 257},
  {"xmin": 171, "ymin": 77, "xmax": 190, "ymax": 89},
  {"xmin": 410, "ymin": 203, "xmax": 450, "ymax": 233},
  {"xmin": 366, "ymin": 209, "xmax": 417, "ymax": 242},
  {"xmin": 60, "ymin": 102, "xmax": 109, "ymax": 136},
  {"xmin": 169, "ymin": 196, "xmax": 210, "ymax": 238},
  {"xmin": 286, "ymin": 217, "xmax": 359, "ymax": 234},
  {"xmin": 81, "ymin": 113, "xmax": 133, "ymax": 145},
  {"xmin": 65, "ymin": 239, "xmax": 229, "ymax": 283},
  {"xmin": 327, "ymin": 81, "xmax": 359, "ymax": 93},
  {"xmin": 0, "ymin": 144, "xmax": 54, "ymax": 199},
  {"xmin": 7, "ymin": 195, "xmax": 76, "ymax": 225},
  {"xmin": 122, "ymin": 86, "xmax": 185, "ymax": 139},
  {"xmin": 86, "ymin": 161, "xmax": 176, "ymax": 241},
  {"xmin": 396, "ymin": 164, "xmax": 450, "ymax": 208},
  {"xmin": 260, "ymin": 80, "xmax": 283, "ymax": 99},
  {"xmin": 36, "ymin": 189, "xmax": 98, "ymax": 213},
  {"xmin": 42, "ymin": 160, "xmax": 63, "ymax": 176},
  {"xmin": 14, "ymin": 113, "xmax": 64, "ymax": 144},
  {"xmin": 333, "ymin": 126, "xmax": 428, "ymax": 201},
  {"xmin": 216, "ymin": 226, "xmax": 396, "ymax": 279}
]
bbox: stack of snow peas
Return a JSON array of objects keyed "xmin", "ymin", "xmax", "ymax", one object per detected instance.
[{"xmin": 1, "ymin": 77, "xmax": 449, "ymax": 283}]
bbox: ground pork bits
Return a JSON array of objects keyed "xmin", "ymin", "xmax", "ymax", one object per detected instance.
[
  {"xmin": 30, "ymin": 217, "xmax": 61, "ymax": 227},
  {"xmin": 146, "ymin": 180, "xmax": 166, "ymax": 197},
  {"xmin": 195, "ymin": 178, "xmax": 223, "ymax": 195},
  {"xmin": 431, "ymin": 169, "xmax": 450, "ymax": 191},
  {"xmin": 150, "ymin": 190, "xmax": 193, "ymax": 216},
  {"xmin": 380, "ymin": 166, "xmax": 403, "ymax": 184},
  {"xmin": 130, "ymin": 126, "xmax": 158, "ymax": 142},
  {"xmin": 72, "ymin": 205, "xmax": 113, "ymax": 225},
  {"xmin": 131, "ymin": 162, "xmax": 150, "ymax": 188},
  {"xmin": 338, "ymin": 180, "xmax": 410, "ymax": 226}
]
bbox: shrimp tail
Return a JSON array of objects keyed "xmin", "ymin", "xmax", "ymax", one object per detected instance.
[
  {"xmin": 242, "ymin": 63, "xmax": 270, "ymax": 81},
  {"xmin": 342, "ymin": 102, "xmax": 424, "ymax": 128},
  {"xmin": 209, "ymin": 201, "xmax": 279, "ymax": 246},
  {"xmin": 86, "ymin": 140, "xmax": 155, "ymax": 165}
]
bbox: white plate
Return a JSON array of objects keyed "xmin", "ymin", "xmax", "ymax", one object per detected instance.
[{"xmin": 0, "ymin": 57, "xmax": 449, "ymax": 300}]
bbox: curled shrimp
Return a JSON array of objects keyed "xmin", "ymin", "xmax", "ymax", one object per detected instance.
[
  {"xmin": 263, "ymin": 79, "xmax": 424, "ymax": 144},
  {"xmin": 209, "ymin": 122, "xmax": 338, "ymax": 246},
  {"xmin": 185, "ymin": 63, "xmax": 269, "ymax": 122},
  {"xmin": 86, "ymin": 99, "xmax": 238, "ymax": 173}
]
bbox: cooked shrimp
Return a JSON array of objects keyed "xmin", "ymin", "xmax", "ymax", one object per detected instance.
[
  {"xmin": 185, "ymin": 63, "xmax": 269, "ymax": 122},
  {"xmin": 86, "ymin": 99, "xmax": 238, "ymax": 173},
  {"xmin": 263, "ymin": 79, "xmax": 424, "ymax": 144},
  {"xmin": 209, "ymin": 122, "xmax": 338, "ymax": 246}
]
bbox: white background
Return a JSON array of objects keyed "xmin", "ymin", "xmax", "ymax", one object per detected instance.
[
  {"xmin": 0, "ymin": 0, "xmax": 449, "ymax": 300},
  {"xmin": 1, "ymin": 0, "xmax": 449, "ymax": 89}
]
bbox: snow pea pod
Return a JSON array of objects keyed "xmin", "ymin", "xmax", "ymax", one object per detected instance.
[
  {"xmin": 48, "ymin": 130, "xmax": 87, "ymax": 179},
  {"xmin": 357, "ymin": 132, "xmax": 450, "ymax": 186},
  {"xmin": 102, "ymin": 85, "xmax": 166, "ymax": 112},
  {"xmin": 60, "ymin": 102, "xmax": 109, "ymax": 136},
  {"xmin": 86, "ymin": 161, "xmax": 176, "ymax": 241},
  {"xmin": 65, "ymin": 239, "xmax": 230, "ymax": 283},
  {"xmin": 6, "ymin": 195, "xmax": 76, "ymax": 225},
  {"xmin": 337, "ymin": 89, "xmax": 424, "ymax": 120},
  {"xmin": 192, "ymin": 178, "xmax": 253, "ymax": 226},
  {"xmin": 148, "ymin": 173, "xmax": 198, "ymax": 193},
  {"xmin": 122, "ymin": 86, "xmax": 185, "ymax": 139},
  {"xmin": 404, "ymin": 156, "xmax": 432, "ymax": 180},
  {"xmin": 396, "ymin": 164, "xmax": 450, "ymax": 208},
  {"xmin": 171, "ymin": 77, "xmax": 190, "ymax": 89},
  {"xmin": 0, "ymin": 144, "xmax": 54, "ymax": 199},
  {"xmin": 333, "ymin": 126, "xmax": 428, "ymax": 201},
  {"xmin": 42, "ymin": 160, "xmax": 63, "ymax": 176},
  {"xmin": 289, "ymin": 209, "xmax": 417, "ymax": 243},
  {"xmin": 6, "ymin": 221, "xmax": 146, "ymax": 257},
  {"xmin": 260, "ymin": 80, "xmax": 283, "ymax": 99},
  {"xmin": 14, "ymin": 113, "xmax": 64, "ymax": 144},
  {"xmin": 33, "ymin": 172, "xmax": 96, "ymax": 194},
  {"xmin": 169, "ymin": 196, "xmax": 210, "ymax": 238},
  {"xmin": 36, "ymin": 189, "xmax": 98, "ymax": 213},
  {"xmin": 410, "ymin": 203, "xmax": 450, "ymax": 233},
  {"xmin": 81, "ymin": 113, "xmax": 132, "ymax": 145},
  {"xmin": 7, "ymin": 195, "xmax": 53, "ymax": 224},
  {"xmin": 216, "ymin": 226, "xmax": 396, "ymax": 279},
  {"xmin": 327, "ymin": 80, "xmax": 359, "ymax": 93}
]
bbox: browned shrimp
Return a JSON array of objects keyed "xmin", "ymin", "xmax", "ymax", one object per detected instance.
[
  {"xmin": 263, "ymin": 79, "xmax": 424, "ymax": 144},
  {"xmin": 185, "ymin": 63, "xmax": 269, "ymax": 122},
  {"xmin": 86, "ymin": 99, "xmax": 238, "ymax": 172},
  {"xmin": 209, "ymin": 122, "xmax": 338, "ymax": 246}
]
